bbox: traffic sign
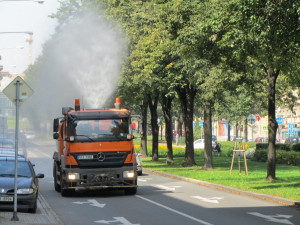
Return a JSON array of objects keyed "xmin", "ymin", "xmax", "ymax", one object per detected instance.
[
  {"xmin": 288, "ymin": 124, "xmax": 295, "ymax": 134},
  {"xmin": 199, "ymin": 122, "xmax": 204, "ymax": 127},
  {"xmin": 2, "ymin": 76, "xmax": 33, "ymax": 105},
  {"xmin": 247, "ymin": 114, "xmax": 256, "ymax": 125},
  {"xmin": 276, "ymin": 117, "xmax": 283, "ymax": 125}
]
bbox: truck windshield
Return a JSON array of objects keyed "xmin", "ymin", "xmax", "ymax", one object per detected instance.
[{"xmin": 71, "ymin": 119, "xmax": 130, "ymax": 140}]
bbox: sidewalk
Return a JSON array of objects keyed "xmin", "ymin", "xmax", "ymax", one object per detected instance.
[{"xmin": 0, "ymin": 194, "xmax": 63, "ymax": 225}]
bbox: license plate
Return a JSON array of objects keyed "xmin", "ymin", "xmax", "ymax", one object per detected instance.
[{"xmin": 0, "ymin": 196, "xmax": 13, "ymax": 202}]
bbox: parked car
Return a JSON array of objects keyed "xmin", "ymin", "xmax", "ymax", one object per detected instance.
[
  {"xmin": 136, "ymin": 152, "xmax": 142, "ymax": 176},
  {"xmin": 24, "ymin": 131, "xmax": 36, "ymax": 140},
  {"xmin": 284, "ymin": 136, "xmax": 299, "ymax": 144},
  {"xmin": 194, "ymin": 139, "xmax": 215, "ymax": 149},
  {"xmin": 0, "ymin": 156, "xmax": 44, "ymax": 213},
  {"xmin": 255, "ymin": 137, "xmax": 268, "ymax": 143}
]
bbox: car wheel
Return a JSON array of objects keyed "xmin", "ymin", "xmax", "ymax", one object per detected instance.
[{"xmin": 28, "ymin": 198, "xmax": 37, "ymax": 213}]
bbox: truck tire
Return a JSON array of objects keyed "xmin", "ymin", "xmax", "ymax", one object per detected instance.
[
  {"xmin": 60, "ymin": 170, "xmax": 73, "ymax": 197},
  {"xmin": 124, "ymin": 187, "xmax": 137, "ymax": 195},
  {"xmin": 53, "ymin": 162, "xmax": 61, "ymax": 192}
]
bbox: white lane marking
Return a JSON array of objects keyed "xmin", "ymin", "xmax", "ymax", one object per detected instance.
[
  {"xmin": 95, "ymin": 217, "xmax": 140, "ymax": 225},
  {"xmin": 73, "ymin": 199, "xmax": 106, "ymax": 208},
  {"xmin": 138, "ymin": 178, "xmax": 151, "ymax": 182},
  {"xmin": 136, "ymin": 195, "xmax": 213, "ymax": 225},
  {"xmin": 154, "ymin": 185, "xmax": 181, "ymax": 192},
  {"xmin": 192, "ymin": 196, "xmax": 223, "ymax": 204},
  {"xmin": 248, "ymin": 212, "xmax": 294, "ymax": 225}
]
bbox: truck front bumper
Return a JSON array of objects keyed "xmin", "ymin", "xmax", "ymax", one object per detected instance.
[{"xmin": 61, "ymin": 166, "xmax": 137, "ymax": 190}]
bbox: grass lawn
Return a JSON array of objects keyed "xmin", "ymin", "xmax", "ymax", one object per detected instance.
[{"xmin": 135, "ymin": 140, "xmax": 300, "ymax": 202}]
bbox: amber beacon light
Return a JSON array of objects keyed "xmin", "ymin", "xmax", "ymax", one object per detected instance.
[
  {"xmin": 75, "ymin": 99, "xmax": 80, "ymax": 111},
  {"xmin": 115, "ymin": 97, "xmax": 121, "ymax": 109}
]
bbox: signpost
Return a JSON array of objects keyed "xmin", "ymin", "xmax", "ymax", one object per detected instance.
[
  {"xmin": 2, "ymin": 76, "xmax": 33, "ymax": 221},
  {"xmin": 288, "ymin": 124, "xmax": 295, "ymax": 135}
]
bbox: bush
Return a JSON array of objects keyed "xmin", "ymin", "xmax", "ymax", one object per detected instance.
[
  {"xmin": 276, "ymin": 150, "xmax": 300, "ymax": 166},
  {"xmin": 253, "ymin": 149, "xmax": 300, "ymax": 166},
  {"xmin": 291, "ymin": 143, "xmax": 300, "ymax": 152},
  {"xmin": 275, "ymin": 144, "xmax": 291, "ymax": 151},
  {"xmin": 256, "ymin": 143, "xmax": 268, "ymax": 150},
  {"xmin": 256, "ymin": 143, "xmax": 292, "ymax": 151},
  {"xmin": 253, "ymin": 149, "xmax": 268, "ymax": 162}
]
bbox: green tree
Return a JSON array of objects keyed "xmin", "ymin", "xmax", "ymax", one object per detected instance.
[{"xmin": 219, "ymin": 0, "xmax": 300, "ymax": 179}]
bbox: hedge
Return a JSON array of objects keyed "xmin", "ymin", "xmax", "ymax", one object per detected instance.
[
  {"xmin": 255, "ymin": 143, "xmax": 297, "ymax": 151},
  {"xmin": 253, "ymin": 149, "xmax": 300, "ymax": 166},
  {"xmin": 291, "ymin": 143, "xmax": 300, "ymax": 152}
]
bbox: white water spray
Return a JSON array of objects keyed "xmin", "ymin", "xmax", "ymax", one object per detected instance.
[{"xmin": 23, "ymin": 11, "xmax": 127, "ymax": 130}]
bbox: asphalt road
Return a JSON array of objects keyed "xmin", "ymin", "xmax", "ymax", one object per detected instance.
[{"xmin": 26, "ymin": 139, "xmax": 300, "ymax": 225}]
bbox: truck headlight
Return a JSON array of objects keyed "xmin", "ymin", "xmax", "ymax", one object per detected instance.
[
  {"xmin": 123, "ymin": 171, "xmax": 135, "ymax": 178},
  {"xmin": 68, "ymin": 172, "xmax": 80, "ymax": 180}
]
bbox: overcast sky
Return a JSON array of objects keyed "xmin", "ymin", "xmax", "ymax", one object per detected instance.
[{"xmin": 0, "ymin": 0, "xmax": 60, "ymax": 74}]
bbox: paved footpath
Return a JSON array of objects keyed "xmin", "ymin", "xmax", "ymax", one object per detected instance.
[{"xmin": 0, "ymin": 194, "xmax": 63, "ymax": 225}]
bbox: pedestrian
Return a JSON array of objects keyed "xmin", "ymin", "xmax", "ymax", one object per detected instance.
[
  {"xmin": 214, "ymin": 142, "xmax": 221, "ymax": 152},
  {"xmin": 176, "ymin": 133, "xmax": 180, "ymax": 146}
]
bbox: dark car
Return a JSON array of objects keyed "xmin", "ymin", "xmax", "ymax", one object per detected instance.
[{"xmin": 0, "ymin": 156, "xmax": 44, "ymax": 213}]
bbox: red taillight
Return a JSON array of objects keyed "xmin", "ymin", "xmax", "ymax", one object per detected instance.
[
  {"xmin": 115, "ymin": 97, "xmax": 121, "ymax": 109},
  {"xmin": 75, "ymin": 99, "xmax": 80, "ymax": 111}
]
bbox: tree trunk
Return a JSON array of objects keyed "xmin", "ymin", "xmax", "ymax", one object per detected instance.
[
  {"xmin": 175, "ymin": 83, "xmax": 197, "ymax": 166},
  {"xmin": 244, "ymin": 118, "xmax": 248, "ymax": 141},
  {"xmin": 161, "ymin": 93, "xmax": 174, "ymax": 164},
  {"xmin": 140, "ymin": 96, "xmax": 148, "ymax": 157},
  {"xmin": 148, "ymin": 93, "xmax": 159, "ymax": 161},
  {"xmin": 203, "ymin": 103, "xmax": 213, "ymax": 169},
  {"xmin": 266, "ymin": 68, "xmax": 279, "ymax": 180},
  {"xmin": 227, "ymin": 121, "xmax": 231, "ymax": 141}
]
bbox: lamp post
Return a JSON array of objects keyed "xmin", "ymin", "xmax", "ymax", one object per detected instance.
[{"xmin": 0, "ymin": 0, "xmax": 44, "ymax": 3}]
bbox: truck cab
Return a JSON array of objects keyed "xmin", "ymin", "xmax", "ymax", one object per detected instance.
[{"xmin": 52, "ymin": 98, "xmax": 137, "ymax": 196}]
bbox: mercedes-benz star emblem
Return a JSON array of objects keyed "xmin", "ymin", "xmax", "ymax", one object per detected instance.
[{"xmin": 97, "ymin": 152, "xmax": 105, "ymax": 162}]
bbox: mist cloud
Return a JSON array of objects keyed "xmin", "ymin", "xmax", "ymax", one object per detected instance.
[{"xmin": 23, "ymin": 11, "xmax": 127, "ymax": 131}]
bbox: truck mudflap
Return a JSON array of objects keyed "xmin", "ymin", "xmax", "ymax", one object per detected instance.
[{"xmin": 60, "ymin": 166, "xmax": 137, "ymax": 190}]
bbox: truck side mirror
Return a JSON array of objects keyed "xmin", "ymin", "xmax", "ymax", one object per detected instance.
[
  {"xmin": 53, "ymin": 118, "xmax": 59, "ymax": 132},
  {"xmin": 53, "ymin": 133, "xmax": 59, "ymax": 139}
]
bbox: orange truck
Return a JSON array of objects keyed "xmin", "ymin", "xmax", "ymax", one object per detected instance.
[{"xmin": 52, "ymin": 98, "xmax": 137, "ymax": 196}]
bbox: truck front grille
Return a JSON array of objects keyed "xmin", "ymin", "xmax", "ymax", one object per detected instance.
[{"xmin": 72, "ymin": 151, "xmax": 130, "ymax": 168}]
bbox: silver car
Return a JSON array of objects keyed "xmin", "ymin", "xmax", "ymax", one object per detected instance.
[{"xmin": 135, "ymin": 153, "xmax": 142, "ymax": 176}]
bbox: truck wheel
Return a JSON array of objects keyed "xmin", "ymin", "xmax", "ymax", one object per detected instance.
[
  {"xmin": 60, "ymin": 171, "xmax": 73, "ymax": 197},
  {"xmin": 124, "ymin": 187, "xmax": 137, "ymax": 195},
  {"xmin": 53, "ymin": 162, "xmax": 61, "ymax": 192}
]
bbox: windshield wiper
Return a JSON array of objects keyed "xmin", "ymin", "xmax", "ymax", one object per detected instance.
[{"xmin": 75, "ymin": 135, "xmax": 96, "ymax": 142}]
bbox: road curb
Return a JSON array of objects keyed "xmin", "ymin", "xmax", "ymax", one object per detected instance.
[
  {"xmin": 38, "ymin": 193, "xmax": 64, "ymax": 225},
  {"xmin": 143, "ymin": 168, "xmax": 300, "ymax": 209}
]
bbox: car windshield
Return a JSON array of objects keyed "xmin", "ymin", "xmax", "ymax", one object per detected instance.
[
  {"xmin": 71, "ymin": 119, "xmax": 130, "ymax": 141},
  {"xmin": 0, "ymin": 161, "xmax": 32, "ymax": 177}
]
